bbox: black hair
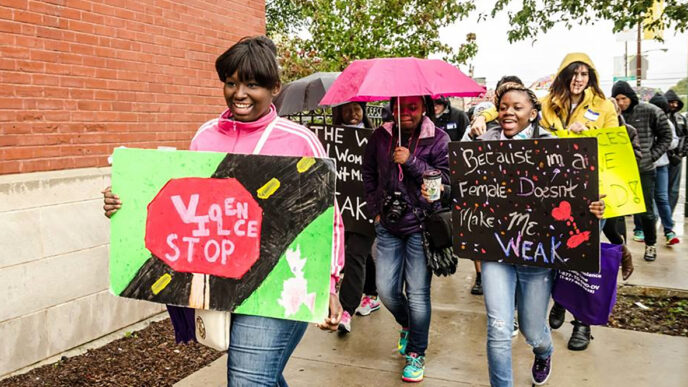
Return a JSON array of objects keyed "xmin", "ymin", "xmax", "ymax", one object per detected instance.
[
  {"xmin": 496, "ymin": 75, "xmax": 523, "ymax": 89},
  {"xmin": 332, "ymin": 102, "xmax": 373, "ymax": 128},
  {"xmin": 215, "ymin": 36, "xmax": 280, "ymax": 89},
  {"xmin": 389, "ymin": 96, "xmax": 437, "ymax": 124}
]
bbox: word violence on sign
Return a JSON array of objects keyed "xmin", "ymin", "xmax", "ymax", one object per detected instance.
[{"xmin": 145, "ymin": 177, "xmax": 263, "ymax": 278}]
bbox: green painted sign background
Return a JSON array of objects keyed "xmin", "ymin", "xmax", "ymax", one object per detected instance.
[{"xmin": 109, "ymin": 148, "xmax": 334, "ymax": 323}]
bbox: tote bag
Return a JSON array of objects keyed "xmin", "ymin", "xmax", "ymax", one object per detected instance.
[{"xmin": 552, "ymin": 243, "xmax": 622, "ymax": 325}]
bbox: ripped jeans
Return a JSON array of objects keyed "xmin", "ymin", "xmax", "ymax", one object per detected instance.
[{"xmin": 482, "ymin": 261, "xmax": 554, "ymax": 387}]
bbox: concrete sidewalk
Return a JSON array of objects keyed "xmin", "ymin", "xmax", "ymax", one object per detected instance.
[
  {"xmin": 178, "ymin": 199, "xmax": 688, "ymax": 386},
  {"xmin": 176, "ymin": 260, "xmax": 688, "ymax": 386}
]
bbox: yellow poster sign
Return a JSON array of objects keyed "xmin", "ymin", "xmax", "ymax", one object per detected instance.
[
  {"xmin": 554, "ymin": 126, "xmax": 646, "ymax": 218},
  {"xmin": 643, "ymin": 0, "xmax": 665, "ymax": 40}
]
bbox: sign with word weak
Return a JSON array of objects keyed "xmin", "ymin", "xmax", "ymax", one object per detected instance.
[
  {"xmin": 110, "ymin": 148, "xmax": 336, "ymax": 323},
  {"xmin": 449, "ymin": 138, "xmax": 600, "ymax": 272},
  {"xmin": 554, "ymin": 126, "xmax": 645, "ymax": 218},
  {"xmin": 310, "ymin": 124, "xmax": 374, "ymax": 236}
]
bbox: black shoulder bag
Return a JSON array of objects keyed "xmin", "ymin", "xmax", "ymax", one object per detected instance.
[{"xmin": 415, "ymin": 207, "xmax": 458, "ymax": 277}]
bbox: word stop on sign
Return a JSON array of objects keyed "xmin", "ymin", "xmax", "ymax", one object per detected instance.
[{"xmin": 145, "ymin": 177, "xmax": 263, "ymax": 278}]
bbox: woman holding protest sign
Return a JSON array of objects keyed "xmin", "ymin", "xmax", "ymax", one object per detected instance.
[
  {"xmin": 465, "ymin": 82, "xmax": 606, "ymax": 386},
  {"xmin": 471, "ymin": 53, "xmax": 619, "ymax": 352},
  {"xmin": 362, "ymin": 95, "xmax": 448, "ymax": 382},
  {"xmin": 331, "ymin": 102, "xmax": 382, "ymax": 334},
  {"xmin": 539, "ymin": 53, "xmax": 620, "ymax": 352},
  {"xmin": 103, "ymin": 36, "xmax": 344, "ymax": 386}
]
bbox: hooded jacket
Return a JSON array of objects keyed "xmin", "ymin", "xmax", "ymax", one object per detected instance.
[
  {"xmin": 612, "ymin": 81, "xmax": 672, "ymax": 172},
  {"xmin": 434, "ymin": 97, "xmax": 470, "ymax": 141},
  {"xmin": 478, "ymin": 53, "xmax": 618, "ymax": 132},
  {"xmin": 649, "ymin": 93, "xmax": 679, "ymax": 167},
  {"xmin": 664, "ymin": 89, "xmax": 688, "ymax": 160},
  {"xmin": 539, "ymin": 53, "xmax": 619, "ymax": 132},
  {"xmin": 362, "ymin": 116, "xmax": 449, "ymax": 236}
]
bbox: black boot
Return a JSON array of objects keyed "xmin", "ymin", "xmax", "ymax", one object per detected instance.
[
  {"xmin": 548, "ymin": 302, "xmax": 565, "ymax": 329},
  {"xmin": 471, "ymin": 273, "xmax": 483, "ymax": 295},
  {"xmin": 568, "ymin": 320, "xmax": 592, "ymax": 351}
]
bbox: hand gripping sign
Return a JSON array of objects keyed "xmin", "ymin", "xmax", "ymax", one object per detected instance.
[{"xmin": 145, "ymin": 177, "xmax": 263, "ymax": 279}]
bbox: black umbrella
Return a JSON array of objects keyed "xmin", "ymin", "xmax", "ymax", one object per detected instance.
[{"xmin": 274, "ymin": 72, "xmax": 340, "ymax": 116}]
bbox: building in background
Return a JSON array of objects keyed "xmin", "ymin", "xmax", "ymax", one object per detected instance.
[{"xmin": 0, "ymin": 0, "xmax": 266, "ymax": 377}]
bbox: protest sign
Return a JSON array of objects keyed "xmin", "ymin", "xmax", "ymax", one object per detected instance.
[
  {"xmin": 110, "ymin": 148, "xmax": 336, "ymax": 323},
  {"xmin": 554, "ymin": 126, "xmax": 645, "ymax": 218},
  {"xmin": 310, "ymin": 124, "xmax": 374, "ymax": 236},
  {"xmin": 450, "ymin": 138, "xmax": 600, "ymax": 272}
]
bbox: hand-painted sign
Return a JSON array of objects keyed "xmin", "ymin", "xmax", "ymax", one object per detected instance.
[
  {"xmin": 554, "ymin": 126, "xmax": 645, "ymax": 218},
  {"xmin": 310, "ymin": 124, "xmax": 374, "ymax": 236},
  {"xmin": 145, "ymin": 178, "xmax": 263, "ymax": 279},
  {"xmin": 449, "ymin": 138, "xmax": 600, "ymax": 272},
  {"xmin": 110, "ymin": 148, "xmax": 336, "ymax": 323}
]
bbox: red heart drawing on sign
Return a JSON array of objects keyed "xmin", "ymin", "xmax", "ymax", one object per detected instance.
[
  {"xmin": 567, "ymin": 231, "xmax": 590, "ymax": 249},
  {"xmin": 551, "ymin": 201, "xmax": 571, "ymax": 221}
]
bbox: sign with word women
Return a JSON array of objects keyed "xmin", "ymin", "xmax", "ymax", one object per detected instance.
[
  {"xmin": 109, "ymin": 148, "xmax": 336, "ymax": 323},
  {"xmin": 449, "ymin": 138, "xmax": 600, "ymax": 272},
  {"xmin": 309, "ymin": 124, "xmax": 374, "ymax": 236}
]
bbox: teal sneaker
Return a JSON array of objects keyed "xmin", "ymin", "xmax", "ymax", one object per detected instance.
[
  {"xmin": 398, "ymin": 328, "xmax": 409, "ymax": 355},
  {"xmin": 633, "ymin": 230, "xmax": 644, "ymax": 242},
  {"xmin": 402, "ymin": 352, "xmax": 425, "ymax": 382}
]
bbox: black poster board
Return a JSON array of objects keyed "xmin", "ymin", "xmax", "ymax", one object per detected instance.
[
  {"xmin": 310, "ymin": 124, "xmax": 374, "ymax": 236},
  {"xmin": 449, "ymin": 138, "xmax": 600, "ymax": 272}
]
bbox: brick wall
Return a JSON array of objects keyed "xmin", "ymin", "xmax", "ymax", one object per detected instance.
[{"xmin": 0, "ymin": 0, "xmax": 266, "ymax": 175}]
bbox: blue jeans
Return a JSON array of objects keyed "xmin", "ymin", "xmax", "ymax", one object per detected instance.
[
  {"xmin": 668, "ymin": 159, "xmax": 682, "ymax": 214},
  {"xmin": 374, "ymin": 223, "xmax": 432, "ymax": 356},
  {"xmin": 482, "ymin": 262, "xmax": 554, "ymax": 387},
  {"xmin": 227, "ymin": 314, "xmax": 308, "ymax": 386},
  {"xmin": 654, "ymin": 165, "xmax": 674, "ymax": 234}
]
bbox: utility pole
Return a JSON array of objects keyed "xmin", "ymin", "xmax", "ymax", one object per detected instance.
[
  {"xmin": 636, "ymin": 22, "xmax": 642, "ymax": 87},
  {"xmin": 624, "ymin": 41, "xmax": 628, "ymax": 78}
]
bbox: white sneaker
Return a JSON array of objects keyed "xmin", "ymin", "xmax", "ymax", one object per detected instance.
[{"xmin": 355, "ymin": 295, "xmax": 381, "ymax": 316}]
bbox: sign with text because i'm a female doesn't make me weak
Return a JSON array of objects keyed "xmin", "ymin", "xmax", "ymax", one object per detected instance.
[{"xmin": 450, "ymin": 138, "xmax": 600, "ymax": 272}]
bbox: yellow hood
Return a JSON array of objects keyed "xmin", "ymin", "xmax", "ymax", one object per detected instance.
[{"xmin": 556, "ymin": 52, "xmax": 599, "ymax": 81}]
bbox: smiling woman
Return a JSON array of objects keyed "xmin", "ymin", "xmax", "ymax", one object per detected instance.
[{"xmin": 103, "ymin": 35, "xmax": 345, "ymax": 387}]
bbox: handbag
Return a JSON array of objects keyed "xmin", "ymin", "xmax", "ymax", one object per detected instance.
[
  {"xmin": 551, "ymin": 243, "xmax": 622, "ymax": 325},
  {"xmin": 418, "ymin": 208, "xmax": 458, "ymax": 277},
  {"xmin": 195, "ymin": 308, "xmax": 231, "ymax": 351},
  {"xmin": 190, "ymin": 117, "xmax": 279, "ymax": 351}
]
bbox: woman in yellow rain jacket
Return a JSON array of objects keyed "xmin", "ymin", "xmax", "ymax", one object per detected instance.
[{"xmin": 471, "ymin": 53, "xmax": 618, "ymax": 134}]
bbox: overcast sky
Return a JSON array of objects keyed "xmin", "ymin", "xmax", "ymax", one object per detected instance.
[{"xmin": 438, "ymin": 8, "xmax": 687, "ymax": 94}]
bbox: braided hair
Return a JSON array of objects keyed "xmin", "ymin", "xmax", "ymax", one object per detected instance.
[{"xmin": 494, "ymin": 82, "xmax": 541, "ymax": 132}]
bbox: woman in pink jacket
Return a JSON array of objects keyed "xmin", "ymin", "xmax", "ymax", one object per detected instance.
[{"xmin": 104, "ymin": 36, "xmax": 344, "ymax": 386}]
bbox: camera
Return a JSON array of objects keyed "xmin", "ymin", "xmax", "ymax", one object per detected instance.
[{"xmin": 382, "ymin": 191, "xmax": 408, "ymax": 224}]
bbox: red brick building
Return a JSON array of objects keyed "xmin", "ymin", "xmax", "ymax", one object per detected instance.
[
  {"xmin": 0, "ymin": 0, "xmax": 266, "ymax": 377},
  {"xmin": 1, "ymin": 0, "xmax": 266, "ymax": 175}
]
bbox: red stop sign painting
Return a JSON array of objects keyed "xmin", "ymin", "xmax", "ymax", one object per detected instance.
[{"xmin": 145, "ymin": 177, "xmax": 263, "ymax": 279}]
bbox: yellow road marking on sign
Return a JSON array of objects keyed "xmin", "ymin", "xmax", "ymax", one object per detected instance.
[
  {"xmin": 257, "ymin": 178, "xmax": 281, "ymax": 199},
  {"xmin": 297, "ymin": 157, "xmax": 316, "ymax": 173},
  {"xmin": 151, "ymin": 273, "xmax": 172, "ymax": 295}
]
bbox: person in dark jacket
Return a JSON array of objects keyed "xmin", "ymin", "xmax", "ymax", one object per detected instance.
[
  {"xmin": 611, "ymin": 81, "xmax": 672, "ymax": 261},
  {"xmin": 433, "ymin": 96, "xmax": 469, "ymax": 141},
  {"xmin": 648, "ymin": 93, "xmax": 681, "ymax": 246},
  {"xmin": 331, "ymin": 102, "xmax": 381, "ymax": 334},
  {"xmin": 664, "ymin": 90, "xmax": 688, "ymax": 215},
  {"xmin": 362, "ymin": 95, "xmax": 448, "ymax": 383}
]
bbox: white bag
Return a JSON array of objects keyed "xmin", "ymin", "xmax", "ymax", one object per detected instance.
[{"xmin": 195, "ymin": 309, "xmax": 231, "ymax": 351}]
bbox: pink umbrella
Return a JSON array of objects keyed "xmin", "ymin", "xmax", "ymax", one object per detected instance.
[{"xmin": 319, "ymin": 57, "xmax": 485, "ymax": 105}]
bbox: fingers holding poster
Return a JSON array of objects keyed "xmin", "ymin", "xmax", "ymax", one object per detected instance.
[{"xmin": 449, "ymin": 138, "xmax": 600, "ymax": 272}]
